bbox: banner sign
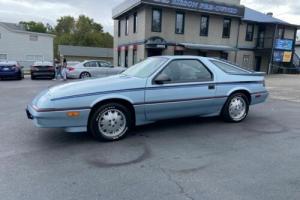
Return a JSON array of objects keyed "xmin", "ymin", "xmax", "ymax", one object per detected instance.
[
  {"xmin": 273, "ymin": 51, "xmax": 292, "ymax": 63},
  {"xmin": 142, "ymin": 0, "xmax": 245, "ymax": 17},
  {"xmin": 275, "ymin": 39, "xmax": 293, "ymax": 51}
]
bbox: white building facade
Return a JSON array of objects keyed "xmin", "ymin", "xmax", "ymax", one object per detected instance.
[{"xmin": 0, "ymin": 22, "xmax": 54, "ymax": 68}]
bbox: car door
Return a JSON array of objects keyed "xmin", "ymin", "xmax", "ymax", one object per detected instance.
[
  {"xmin": 83, "ymin": 61, "xmax": 99, "ymax": 77},
  {"xmin": 98, "ymin": 61, "xmax": 113, "ymax": 77},
  {"xmin": 145, "ymin": 59, "xmax": 217, "ymax": 121}
]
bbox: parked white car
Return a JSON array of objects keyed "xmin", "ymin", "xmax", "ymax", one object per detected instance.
[{"xmin": 67, "ymin": 60, "xmax": 126, "ymax": 79}]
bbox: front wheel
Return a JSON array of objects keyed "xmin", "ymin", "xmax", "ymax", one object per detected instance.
[
  {"xmin": 222, "ymin": 93, "xmax": 249, "ymax": 123},
  {"xmin": 88, "ymin": 103, "xmax": 132, "ymax": 141}
]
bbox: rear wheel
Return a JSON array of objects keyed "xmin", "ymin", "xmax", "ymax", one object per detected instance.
[
  {"xmin": 222, "ymin": 93, "xmax": 249, "ymax": 123},
  {"xmin": 31, "ymin": 75, "xmax": 35, "ymax": 80},
  {"xmin": 88, "ymin": 103, "xmax": 132, "ymax": 141},
  {"xmin": 80, "ymin": 72, "xmax": 91, "ymax": 79}
]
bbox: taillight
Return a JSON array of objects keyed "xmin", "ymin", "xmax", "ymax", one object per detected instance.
[{"xmin": 68, "ymin": 67, "xmax": 75, "ymax": 72}]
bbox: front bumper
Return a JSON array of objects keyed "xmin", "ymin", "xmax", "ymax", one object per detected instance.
[
  {"xmin": 26, "ymin": 104, "xmax": 90, "ymax": 132},
  {"xmin": 0, "ymin": 71, "xmax": 22, "ymax": 79}
]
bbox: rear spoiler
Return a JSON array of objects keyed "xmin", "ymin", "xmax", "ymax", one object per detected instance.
[{"xmin": 230, "ymin": 72, "xmax": 266, "ymax": 76}]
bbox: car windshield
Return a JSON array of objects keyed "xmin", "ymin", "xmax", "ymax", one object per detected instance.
[{"xmin": 122, "ymin": 57, "xmax": 168, "ymax": 78}]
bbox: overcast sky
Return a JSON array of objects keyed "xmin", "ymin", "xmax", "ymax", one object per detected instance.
[{"xmin": 0, "ymin": 0, "xmax": 299, "ymax": 34}]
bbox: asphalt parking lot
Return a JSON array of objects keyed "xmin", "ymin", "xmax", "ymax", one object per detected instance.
[{"xmin": 0, "ymin": 76, "xmax": 300, "ymax": 200}]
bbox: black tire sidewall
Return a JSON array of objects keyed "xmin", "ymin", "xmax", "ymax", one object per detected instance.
[
  {"xmin": 89, "ymin": 103, "xmax": 131, "ymax": 141},
  {"xmin": 80, "ymin": 72, "xmax": 91, "ymax": 79},
  {"xmin": 222, "ymin": 93, "xmax": 249, "ymax": 123}
]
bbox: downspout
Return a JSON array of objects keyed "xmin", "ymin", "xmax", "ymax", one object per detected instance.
[
  {"xmin": 268, "ymin": 24, "xmax": 278, "ymax": 75},
  {"xmin": 235, "ymin": 19, "xmax": 241, "ymax": 64}
]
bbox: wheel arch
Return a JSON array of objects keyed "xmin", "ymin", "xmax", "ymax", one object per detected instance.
[
  {"xmin": 227, "ymin": 88, "xmax": 252, "ymax": 104},
  {"xmin": 88, "ymin": 97, "xmax": 136, "ymax": 129}
]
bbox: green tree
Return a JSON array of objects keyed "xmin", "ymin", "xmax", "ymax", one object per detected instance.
[
  {"xmin": 19, "ymin": 21, "xmax": 47, "ymax": 33},
  {"xmin": 55, "ymin": 16, "xmax": 75, "ymax": 34}
]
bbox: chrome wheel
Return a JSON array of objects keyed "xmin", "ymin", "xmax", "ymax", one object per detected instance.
[
  {"xmin": 80, "ymin": 72, "xmax": 91, "ymax": 79},
  {"xmin": 97, "ymin": 109, "xmax": 127, "ymax": 138},
  {"xmin": 228, "ymin": 96, "xmax": 247, "ymax": 121}
]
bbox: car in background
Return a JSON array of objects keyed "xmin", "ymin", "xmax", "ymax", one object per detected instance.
[
  {"xmin": 31, "ymin": 61, "xmax": 55, "ymax": 80},
  {"xmin": 0, "ymin": 61, "xmax": 24, "ymax": 80},
  {"xmin": 67, "ymin": 60, "xmax": 126, "ymax": 79}
]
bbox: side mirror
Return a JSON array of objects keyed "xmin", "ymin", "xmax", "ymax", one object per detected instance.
[{"xmin": 155, "ymin": 74, "xmax": 171, "ymax": 84}]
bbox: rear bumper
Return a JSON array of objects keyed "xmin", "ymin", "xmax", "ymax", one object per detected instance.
[
  {"xmin": 31, "ymin": 71, "xmax": 55, "ymax": 77},
  {"xmin": 0, "ymin": 71, "xmax": 22, "ymax": 79},
  {"xmin": 26, "ymin": 104, "xmax": 90, "ymax": 132},
  {"xmin": 251, "ymin": 91, "xmax": 269, "ymax": 105}
]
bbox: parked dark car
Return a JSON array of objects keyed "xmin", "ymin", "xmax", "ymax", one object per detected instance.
[
  {"xmin": 0, "ymin": 61, "xmax": 24, "ymax": 80},
  {"xmin": 31, "ymin": 62, "xmax": 55, "ymax": 80}
]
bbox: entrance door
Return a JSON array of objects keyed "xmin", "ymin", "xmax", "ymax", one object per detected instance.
[
  {"xmin": 148, "ymin": 49, "xmax": 163, "ymax": 57},
  {"xmin": 255, "ymin": 56, "xmax": 262, "ymax": 71}
]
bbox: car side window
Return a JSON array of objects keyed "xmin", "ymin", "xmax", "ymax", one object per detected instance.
[
  {"xmin": 84, "ymin": 61, "xmax": 98, "ymax": 67},
  {"xmin": 158, "ymin": 59, "xmax": 213, "ymax": 83},
  {"xmin": 98, "ymin": 61, "xmax": 111, "ymax": 67}
]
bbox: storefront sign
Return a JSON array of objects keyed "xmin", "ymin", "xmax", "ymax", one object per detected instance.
[
  {"xmin": 275, "ymin": 39, "xmax": 293, "ymax": 51},
  {"xmin": 283, "ymin": 51, "xmax": 292, "ymax": 62},
  {"xmin": 143, "ymin": 0, "xmax": 245, "ymax": 17},
  {"xmin": 145, "ymin": 36, "xmax": 167, "ymax": 49},
  {"xmin": 273, "ymin": 51, "xmax": 292, "ymax": 63}
]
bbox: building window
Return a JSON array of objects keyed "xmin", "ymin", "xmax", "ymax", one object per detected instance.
[
  {"xmin": 133, "ymin": 48, "xmax": 137, "ymax": 65},
  {"xmin": 246, "ymin": 24, "xmax": 254, "ymax": 41},
  {"xmin": 125, "ymin": 49, "xmax": 128, "ymax": 67},
  {"xmin": 175, "ymin": 12, "xmax": 185, "ymax": 34},
  {"xmin": 26, "ymin": 55, "xmax": 43, "ymax": 61},
  {"xmin": 133, "ymin": 13, "xmax": 137, "ymax": 34},
  {"xmin": 29, "ymin": 34, "xmax": 38, "ymax": 41},
  {"xmin": 118, "ymin": 20, "xmax": 121, "ymax": 37},
  {"xmin": 125, "ymin": 17, "xmax": 129, "ymax": 36},
  {"xmin": 277, "ymin": 28, "xmax": 285, "ymax": 39},
  {"xmin": 0, "ymin": 54, "xmax": 7, "ymax": 61},
  {"xmin": 222, "ymin": 18, "xmax": 231, "ymax": 38},
  {"xmin": 243, "ymin": 55, "xmax": 250, "ymax": 67},
  {"xmin": 152, "ymin": 8, "xmax": 162, "ymax": 32},
  {"xmin": 200, "ymin": 15, "xmax": 209, "ymax": 36}
]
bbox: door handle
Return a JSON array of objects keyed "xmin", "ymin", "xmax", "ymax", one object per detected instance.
[{"xmin": 208, "ymin": 84, "xmax": 215, "ymax": 90}]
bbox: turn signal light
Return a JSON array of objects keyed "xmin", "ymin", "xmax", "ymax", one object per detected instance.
[{"xmin": 67, "ymin": 112, "xmax": 80, "ymax": 117}]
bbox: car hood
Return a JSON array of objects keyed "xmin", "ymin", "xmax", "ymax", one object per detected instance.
[{"xmin": 48, "ymin": 75, "xmax": 147, "ymax": 100}]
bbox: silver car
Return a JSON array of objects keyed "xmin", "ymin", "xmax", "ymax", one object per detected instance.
[{"xmin": 66, "ymin": 60, "xmax": 126, "ymax": 79}]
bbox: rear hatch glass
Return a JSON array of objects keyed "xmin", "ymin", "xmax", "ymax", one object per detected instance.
[{"xmin": 0, "ymin": 65, "xmax": 15, "ymax": 72}]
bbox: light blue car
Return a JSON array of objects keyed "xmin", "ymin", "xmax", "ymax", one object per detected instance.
[{"xmin": 26, "ymin": 56, "xmax": 268, "ymax": 141}]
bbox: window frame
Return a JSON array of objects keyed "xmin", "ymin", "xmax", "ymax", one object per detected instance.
[
  {"xmin": 175, "ymin": 11, "xmax": 185, "ymax": 34},
  {"xmin": 118, "ymin": 20, "xmax": 121, "ymax": 37},
  {"xmin": 133, "ymin": 12, "xmax": 138, "ymax": 34},
  {"xmin": 125, "ymin": 16, "xmax": 129, "ymax": 36},
  {"xmin": 152, "ymin": 8, "xmax": 162, "ymax": 33},
  {"xmin": 132, "ymin": 48, "xmax": 137, "ymax": 65},
  {"xmin": 245, "ymin": 23, "xmax": 254, "ymax": 41},
  {"xmin": 152, "ymin": 59, "xmax": 214, "ymax": 85},
  {"xmin": 200, "ymin": 15, "xmax": 209, "ymax": 36},
  {"xmin": 222, "ymin": 18, "xmax": 231, "ymax": 38}
]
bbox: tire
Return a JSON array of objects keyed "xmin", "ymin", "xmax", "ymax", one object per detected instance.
[
  {"xmin": 31, "ymin": 76, "xmax": 35, "ymax": 80},
  {"xmin": 80, "ymin": 72, "xmax": 91, "ymax": 79},
  {"xmin": 221, "ymin": 93, "xmax": 249, "ymax": 123},
  {"xmin": 88, "ymin": 103, "xmax": 132, "ymax": 141}
]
